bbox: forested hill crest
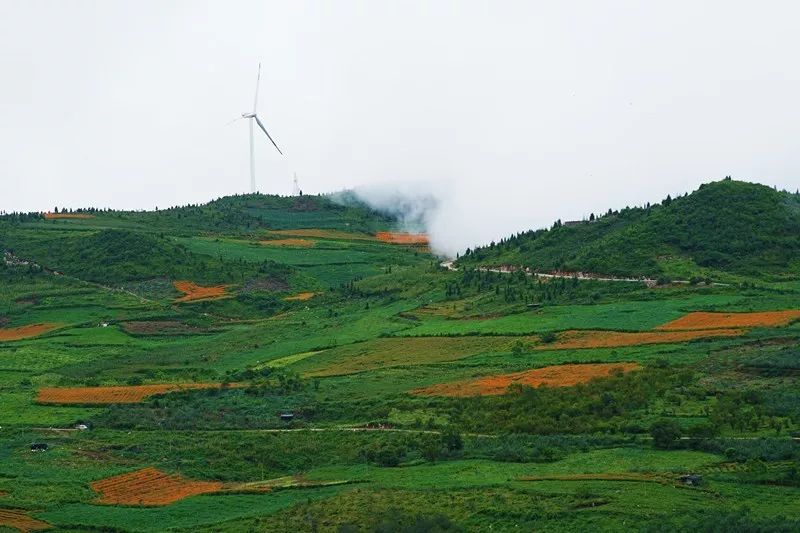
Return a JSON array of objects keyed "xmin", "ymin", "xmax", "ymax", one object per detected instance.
[
  {"xmin": 0, "ymin": 192, "xmax": 394, "ymax": 234},
  {"xmin": 457, "ymin": 179, "xmax": 800, "ymax": 280},
  {"xmin": 0, "ymin": 193, "xmax": 395, "ymax": 285}
]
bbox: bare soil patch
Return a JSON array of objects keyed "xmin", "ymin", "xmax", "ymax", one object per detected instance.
[
  {"xmin": 283, "ymin": 292, "xmax": 318, "ymax": 301},
  {"xmin": 37, "ymin": 383, "xmax": 233, "ymax": 404},
  {"xmin": 656, "ymin": 310, "xmax": 800, "ymax": 330},
  {"xmin": 0, "ymin": 323, "xmax": 61, "ymax": 342},
  {"xmin": 0, "ymin": 509, "xmax": 51, "ymax": 531},
  {"xmin": 91, "ymin": 467, "xmax": 223, "ymax": 506},
  {"xmin": 413, "ymin": 362, "xmax": 640, "ymax": 397},
  {"xmin": 375, "ymin": 232, "xmax": 429, "ymax": 245},
  {"xmin": 542, "ymin": 328, "xmax": 743, "ymax": 350},
  {"xmin": 173, "ymin": 281, "xmax": 228, "ymax": 302}
]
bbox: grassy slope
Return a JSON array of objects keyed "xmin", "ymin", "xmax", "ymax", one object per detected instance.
[{"xmin": 1, "ymin": 183, "xmax": 799, "ymax": 532}]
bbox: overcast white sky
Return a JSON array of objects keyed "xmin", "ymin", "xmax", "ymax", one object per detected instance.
[{"xmin": 2, "ymin": 1, "xmax": 800, "ymax": 254}]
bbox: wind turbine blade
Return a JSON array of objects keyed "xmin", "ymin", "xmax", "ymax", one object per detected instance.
[
  {"xmin": 225, "ymin": 116, "xmax": 243, "ymax": 126},
  {"xmin": 254, "ymin": 115, "xmax": 283, "ymax": 155},
  {"xmin": 253, "ymin": 63, "xmax": 261, "ymax": 113}
]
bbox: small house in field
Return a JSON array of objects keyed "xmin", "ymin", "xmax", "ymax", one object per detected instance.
[
  {"xmin": 679, "ymin": 474, "xmax": 703, "ymax": 486},
  {"xmin": 279, "ymin": 412, "xmax": 294, "ymax": 422},
  {"xmin": 30, "ymin": 442, "xmax": 48, "ymax": 452}
]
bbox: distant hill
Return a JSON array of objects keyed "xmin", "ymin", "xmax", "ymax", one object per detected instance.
[
  {"xmin": 0, "ymin": 193, "xmax": 394, "ymax": 285},
  {"xmin": 0, "ymin": 228, "xmax": 293, "ymax": 285},
  {"xmin": 1, "ymin": 193, "xmax": 394, "ymax": 235},
  {"xmin": 457, "ymin": 179, "xmax": 800, "ymax": 279}
]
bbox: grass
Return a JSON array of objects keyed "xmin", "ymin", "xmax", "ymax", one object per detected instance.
[
  {"xmin": 399, "ymin": 294, "xmax": 746, "ymax": 336},
  {"xmin": 2, "ymin": 189, "xmax": 800, "ymax": 530},
  {"xmin": 294, "ymin": 336, "xmax": 535, "ymax": 377}
]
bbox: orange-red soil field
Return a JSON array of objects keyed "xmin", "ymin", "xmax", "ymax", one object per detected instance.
[
  {"xmin": 43, "ymin": 212, "xmax": 94, "ymax": 220},
  {"xmin": 0, "ymin": 323, "xmax": 60, "ymax": 341},
  {"xmin": 37, "ymin": 383, "xmax": 231, "ymax": 404},
  {"xmin": 656, "ymin": 310, "xmax": 800, "ymax": 330},
  {"xmin": 375, "ymin": 231, "xmax": 429, "ymax": 245},
  {"xmin": 259, "ymin": 238, "xmax": 315, "ymax": 247},
  {"xmin": 0, "ymin": 509, "xmax": 51, "ymax": 531},
  {"xmin": 91, "ymin": 467, "xmax": 223, "ymax": 506},
  {"xmin": 173, "ymin": 281, "xmax": 228, "ymax": 302},
  {"xmin": 541, "ymin": 328, "xmax": 743, "ymax": 350},
  {"xmin": 283, "ymin": 292, "xmax": 318, "ymax": 301},
  {"xmin": 414, "ymin": 363, "xmax": 640, "ymax": 397}
]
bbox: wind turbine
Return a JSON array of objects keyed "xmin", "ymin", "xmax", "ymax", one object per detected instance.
[{"xmin": 238, "ymin": 63, "xmax": 283, "ymax": 193}]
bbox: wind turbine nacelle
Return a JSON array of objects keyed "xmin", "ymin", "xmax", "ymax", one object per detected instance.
[{"xmin": 242, "ymin": 112, "xmax": 256, "ymax": 118}]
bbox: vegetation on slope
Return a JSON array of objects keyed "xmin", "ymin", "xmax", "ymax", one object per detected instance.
[
  {"xmin": 458, "ymin": 179, "xmax": 800, "ymax": 278},
  {"xmin": 2, "ymin": 180, "xmax": 800, "ymax": 531},
  {"xmin": 0, "ymin": 228, "xmax": 292, "ymax": 285}
]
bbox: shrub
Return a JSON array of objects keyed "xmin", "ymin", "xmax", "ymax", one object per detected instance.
[{"xmin": 650, "ymin": 419, "xmax": 683, "ymax": 449}]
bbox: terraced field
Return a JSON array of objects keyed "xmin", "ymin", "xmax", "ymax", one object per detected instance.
[
  {"xmin": 414, "ymin": 363, "xmax": 641, "ymax": 396},
  {"xmin": 259, "ymin": 238, "xmax": 315, "ymax": 248},
  {"xmin": 657, "ymin": 310, "xmax": 800, "ymax": 330},
  {"xmin": 173, "ymin": 281, "xmax": 228, "ymax": 302},
  {"xmin": 3, "ymin": 185, "xmax": 800, "ymax": 531},
  {"xmin": 92, "ymin": 467, "xmax": 223, "ymax": 506},
  {"xmin": 0, "ymin": 323, "xmax": 61, "ymax": 341},
  {"xmin": 0, "ymin": 508, "xmax": 52, "ymax": 531},
  {"xmin": 544, "ymin": 328, "xmax": 744, "ymax": 350},
  {"xmin": 37, "ymin": 383, "xmax": 234, "ymax": 404},
  {"xmin": 297, "ymin": 336, "xmax": 536, "ymax": 377}
]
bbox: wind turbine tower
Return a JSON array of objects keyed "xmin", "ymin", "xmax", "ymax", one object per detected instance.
[
  {"xmin": 292, "ymin": 172, "xmax": 301, "ymax": 196},
  {"xmin": 236, "ymin": 63, "xmax": 283, "ymax": 193}
]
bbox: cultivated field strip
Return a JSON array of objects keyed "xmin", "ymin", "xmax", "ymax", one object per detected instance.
[
  {"xmin": 266, "ymin": 228, "xmax": 378, "ymax": 241},
  {"xmin": 0, "ymin": 508, "xmax": 51, "ymax": 531},
  {"xmin": 283, "ymin": 292, "xmax": 318, "ymax": 301},
  {"xmin": 37, "ymin": 383, "xmax": 234, "ymax": 404},
  {"xmin": 375, "ymin": 232, "xmax": 429, "ymax": 245},
  {"xmin": 543, "ymin": 328, "xmax": 744, "ymax": 350},
  {"xmin": 414, "ymin": 363, "xmax": 640, "ymax": 397},
  {"xmin": 0, "ymin": 323, "xmax": 61, "ymax": 342},
  {"xmin": 91, "ymin": 467, "xmax": 223, "ymax": 506},
  {"xmin": 173, "ymin": 280, "xmax": 228, "ymax": 302},
  {"xmin": 259, "ymin": 238, "xmax": 315, "ymax": 247},
  {"xmin": 656, "ymin": 310, "xmax": 800, "ymax": 330}
]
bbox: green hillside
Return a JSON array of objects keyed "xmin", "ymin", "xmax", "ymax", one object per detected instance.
[
  {"xmin": 458, "ymin": 179, "xmax": 800, "ymax": 280},
  {"xmin": 1, "ymin": 183, "xmax": 799, "ymax": 532}
]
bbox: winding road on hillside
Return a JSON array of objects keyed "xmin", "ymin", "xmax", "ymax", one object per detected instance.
[{"xmin": 441, "ymin": 260, "xmax": 729, "ymax": 286}]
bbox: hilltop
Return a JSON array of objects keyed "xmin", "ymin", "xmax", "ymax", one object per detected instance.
[
  {"xmin": 1, "ymin": 193, "xmax": 393, "ymax": 234},
  {"xmin": 457, "ymin": 179, "xmax": 800, "ymax": 280},
  {"xmin": 0, "ymin": 193, "xmax": 403, "ymax": 281}
]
